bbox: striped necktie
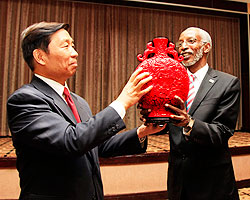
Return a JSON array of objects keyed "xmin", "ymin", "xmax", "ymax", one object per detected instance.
[{"xmin": 186, "ymin": 74, "xmax": 196, "ymax": 113}]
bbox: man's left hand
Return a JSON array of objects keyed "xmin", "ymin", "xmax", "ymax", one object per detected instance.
[
  {"xmin": 165, "ymin": 95, "xmax": 190, "ymax": 127},
  {"xmin": 137, "ymin": 123, "xmax": 166, "ymax": 138}
]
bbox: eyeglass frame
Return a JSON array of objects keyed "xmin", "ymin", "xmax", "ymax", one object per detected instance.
[{"xmin": 175, "ymin": 38, "xmax": 207, "ymax": 49}]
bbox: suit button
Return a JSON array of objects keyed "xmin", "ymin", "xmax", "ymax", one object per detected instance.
[
  {"xmin": 182, "ymin": 155, "xmax": 186, "ymax": 160},
  {"xmin": 92, "ymin": 196, "xmax": 97, "ymax": 200}
]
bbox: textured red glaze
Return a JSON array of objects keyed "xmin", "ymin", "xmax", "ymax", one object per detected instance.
[{"xmin": 136, "ymin": 37, "xmax": 189, "ymax": 120}]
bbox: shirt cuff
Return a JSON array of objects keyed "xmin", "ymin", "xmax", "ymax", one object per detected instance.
[
  {"xmin": 139, "ymin": 136, "xmax": 147, "ymax": 143},
  {"xmin": 138, "ymin": 136, "xmax": 147, "ymax": 148},
  {"xmin": 109, "ymin": 101, "xmax": 126, "ymax": 119}
]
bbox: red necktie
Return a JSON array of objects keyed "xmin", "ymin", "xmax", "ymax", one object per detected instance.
[
  {"xmin": 63, "ymin": 88, "xmax": 94, "ymax": 162},
  {"xmin": 63, "ymin": 87, "xmax": 81, "ymax": 123}
]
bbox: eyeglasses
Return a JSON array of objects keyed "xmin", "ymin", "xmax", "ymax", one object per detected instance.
[{"xmin": 176, "ymin": 38, "xmax": 206, "ymax": 48}]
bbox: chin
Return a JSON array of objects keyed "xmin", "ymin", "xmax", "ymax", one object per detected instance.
[
  {"xmin": 182, "ymin": 61, "xmax": 191, "ymax": 67},
  {"xmin": 183, "ymin": 59, "xmax": 197, "ymax": 67},
  {"xmin": 70, "ymin": 67, "xmax": 77, "ymax": 73},
  {"xmin": 70, "ymin": 71, "xmax": 76, "ymax": 76}
]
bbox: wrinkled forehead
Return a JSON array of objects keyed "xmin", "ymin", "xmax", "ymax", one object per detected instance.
[
  {"xmin": 178, "ymin": 28, "xmax": 202, "ymax": 41},
  {"xmin": 49, "ymin": 29, "xmax": 73, "ymax": 44}
]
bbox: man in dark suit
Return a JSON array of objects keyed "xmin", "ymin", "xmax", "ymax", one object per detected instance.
[
  {"xmin": 7, "ymin": 22, "xmax": 166, "ymax": 200},
  {"xmin": 165, "ymin": 27, "xmax": 240, "ymax": 199},
  {"xmin": 140, "ymin": 27, "xmax": 240, "ymax": 199}
]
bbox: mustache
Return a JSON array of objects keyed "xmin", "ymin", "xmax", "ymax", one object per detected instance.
[{"xmin": 180, "ymin": 50, "xmax": 194, "ymax": 55}]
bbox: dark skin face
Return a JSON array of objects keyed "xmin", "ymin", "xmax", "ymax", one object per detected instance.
[{"xmin": 139, "ymin": 28, "xmax": 211, "ymax": 127}]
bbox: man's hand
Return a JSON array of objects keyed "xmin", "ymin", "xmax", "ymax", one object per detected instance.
[
  {"xmin": 137, "ymin": 103, "xmax": 151, "ymax": 124},
  {"xmin": 137, "ymin": 123, "xmax": 167, "ymax": 138},
  {"xmin": 165, "ymin": 95, "xmax": 190, "ymax": 127},
  {"xmin": 116, "ymin": 68, "xmax": 153, "ymax": 110}
]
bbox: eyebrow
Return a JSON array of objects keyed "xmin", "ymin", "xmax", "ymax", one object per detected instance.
[
  {"xmin": 178, "ymin": 37, "xmax": 196, "ymax": 41},
  {"xmin": 60, "ymin": 38, "xmax": 74, "ymax": 45}
]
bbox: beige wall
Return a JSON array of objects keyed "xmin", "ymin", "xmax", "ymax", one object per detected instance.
[
  {"xmin": 0, "ymin": 169, "xmax": 20, "ymax": 199},
  {"xmin": 232, "ymin": 154, "xmax": 250, "ymax": 181},
  {"xmin": 1, "ymin": 154, "xmax": 250, "ymax": 199},
  {"xmin": 101, "ymin": 163, "xmax": 168, "ymax": 195}
]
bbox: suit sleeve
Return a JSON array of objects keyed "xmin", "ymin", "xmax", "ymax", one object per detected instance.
[
  {"xmin": 7, "ymin": 88, "xmax": 127, "ymax": 157},
  {"xmin": 190, "ymin": 77, "xmax": 240, "ymax": 146},
  {"xmin": 98, "ymin": 128, "xmax": 147, "ymax": 158}
]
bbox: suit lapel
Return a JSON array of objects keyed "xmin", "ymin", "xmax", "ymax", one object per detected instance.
[
  {"xmin": 30, "ymin": 76, "xmax": 77, "ymax": 125},
  {"xmin": 71, "ymin": 94, "xmax": 91, "ymax": 123},
  {"xmin": 189, "ymin": 68, "xmax": 218, "ymax": 115},
  {"xmin": 71, "ymin": 93, "xmax": 98, "ymax": 168},
  {"xmin": 32, "ymin": 76, "xmax": 98, "ymax": 167}
]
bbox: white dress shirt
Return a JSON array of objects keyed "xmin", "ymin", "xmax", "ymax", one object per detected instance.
[{"xmin": 187, "ymin": 63, "xmax": 209, "ymax": 97}]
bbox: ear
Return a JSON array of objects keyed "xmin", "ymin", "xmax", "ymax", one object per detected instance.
[
  {"xmin": 203, "ymin": 43, "xmax": 211, "ymax": 54},
  {"xmin": 33, "ymin": 49, "xmax": 46, "ymax": 66}
]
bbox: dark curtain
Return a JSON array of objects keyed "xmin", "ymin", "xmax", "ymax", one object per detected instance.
[{"xmin": 0, "ymin": 0, "xmax": 241, "ymax": 136}]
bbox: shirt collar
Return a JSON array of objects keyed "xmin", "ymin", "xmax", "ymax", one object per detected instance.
[
  {"xmin": 34, "ymin": 74, "xmax": 69, "ymax": 98},
  {"xmin": 187, "ymin": 63, "xmax": 209, "ymax": 84}
]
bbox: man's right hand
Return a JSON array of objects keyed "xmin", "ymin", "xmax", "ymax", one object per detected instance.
[{"xmin": 116, "ymin": 67, "xmax": 153, "ymax": 110}]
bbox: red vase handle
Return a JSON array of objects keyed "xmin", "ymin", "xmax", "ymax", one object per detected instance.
[{"xmin": 137, "ymin": 42, "xmax": 155, "ymax": 62}]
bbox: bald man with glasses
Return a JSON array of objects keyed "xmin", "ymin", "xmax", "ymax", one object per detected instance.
[
  {"xmin": 141, "ymin": 27, "xmax": 240, "ymax": 200},
  {"xmin": 168, "ymin": 27, "xmax": 240, "ymax": 200}
]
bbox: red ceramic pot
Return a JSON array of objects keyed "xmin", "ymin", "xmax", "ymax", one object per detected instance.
[{"xmin": 136, "ymin": 37, "xmax": 189, "ymax": 123}]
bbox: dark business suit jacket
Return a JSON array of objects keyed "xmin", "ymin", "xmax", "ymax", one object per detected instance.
[
  {"xmin": 167, "ymin": 67, "xmax": 240, "ymax": 200},
  {"xmin": 7, "ymin": 76, "xmax": 147, "ymax": 200}
]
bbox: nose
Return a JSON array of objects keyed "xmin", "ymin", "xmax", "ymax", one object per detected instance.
[
  {"xmin": 182, "ymin": 40, "xmax": 190, "ymax": 48},
  {"xmin": 179, "ymin": 41, "xmax": 189, "ymax": 52},
  {"xmin": 71, "ymin": 46, "xmax": 78, "ymax": 57}
]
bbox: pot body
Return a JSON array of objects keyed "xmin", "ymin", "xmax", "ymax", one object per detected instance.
[{"xmin": 137, "ymin": 37, "xmax": 189, "ymax": 123}]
